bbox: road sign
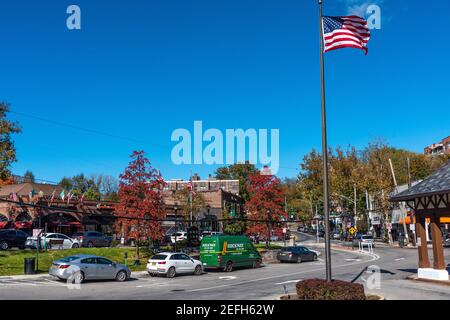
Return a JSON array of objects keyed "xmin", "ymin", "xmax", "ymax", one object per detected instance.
[{"xmin": 349, "ymin": 227, "xmax": 357, "ymax": 235}]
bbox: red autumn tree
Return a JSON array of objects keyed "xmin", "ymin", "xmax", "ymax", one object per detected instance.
[
  {"xmin": 246, "ymin": 172, "xmax": 286, "ymax": 248},
  {"xmin": 115, "ymin": 151, "xmax": 165, "ymax": 258}
]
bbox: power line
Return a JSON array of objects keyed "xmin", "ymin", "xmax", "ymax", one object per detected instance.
[
  {"xmin": 0, "ymin": 197, "xmax": 310, "ymax": 223},
  {"xmin": 10, "ymin": 110, "xmax": 170, "ymax": 149}
]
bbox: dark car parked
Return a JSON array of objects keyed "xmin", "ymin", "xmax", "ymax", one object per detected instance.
[
  {"xmin": 277, "ymin": 246, "xmax": 318, "ymax": 263},
  {"xmin": 0, "ymin": 229, "xmax": 29, "ymax": 250},
  {"xmin": 72, "ymin": 231, "xmax": 112, "ymax": 248}
]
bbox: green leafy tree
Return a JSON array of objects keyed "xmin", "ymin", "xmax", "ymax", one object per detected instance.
[
  {"xmin": 0, "ymin": 103, "xmax": 21, "ymax": 180},
  {"xmin": 24, "ymin": 170, "xmax": 35, "ymax": 183},
  {"xmin": 173, "ymin": 188, "xmax": 208, "ymax": 222},
  {"xmin": 223, "ymin": 208, "xmax": 247, "ymax": 235},
  {"xmin": 215, "ymin": 161, "xmax": 259, "ymax": 201}
]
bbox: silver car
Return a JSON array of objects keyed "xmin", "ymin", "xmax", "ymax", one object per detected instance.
[
  {"xmin": 26, "ymin": 233, "xmax": 80, "ymax": 250},
  {"xmin": 49, "ymin": 254, "xmax": 131, "ymax": 283}
]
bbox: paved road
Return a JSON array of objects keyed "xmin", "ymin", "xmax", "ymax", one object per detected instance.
[{"xmin": 1, "ymin": 233, "xmax": 450, "ymax": 300}]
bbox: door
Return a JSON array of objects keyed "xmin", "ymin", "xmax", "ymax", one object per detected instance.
[
  {"xmin": 6, "ymin": 230, "xmax": 16, "ymax": 247},
  {"xmin": 15, "ymin": 230, "xmax": 29, "ymax": 247},
  {"xmin": 179, "ymin": 254, "xmax": 195, "ymax": 273},
  {"xmin": 169, "ymin": 254, "xmax": 183, "ymax": 272},
  {"xmin": 96, "ymin": 257, "xmax": 116, "ymax": 279},
  {"xmin": 79, "ymin": 257, "xmax": 98, "ymax": 279},
  {"xmin": 59, "ymin": 234, "xmax": 74, "ymax": 249}
]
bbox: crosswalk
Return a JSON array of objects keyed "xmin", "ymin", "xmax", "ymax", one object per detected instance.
[{"xmin": 0, "ymin": 277, "xmax": 66, "ymax": 287}]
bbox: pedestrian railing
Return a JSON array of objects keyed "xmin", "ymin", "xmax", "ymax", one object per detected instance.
[{"xmin": 358, "ymin": 241, "xmax": 374, "ymax": 254}]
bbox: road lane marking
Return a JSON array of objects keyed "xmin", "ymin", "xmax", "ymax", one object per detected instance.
[
  {"xmin": 395, "ymin": 258, "xmax": 405, "ymax": 261},
  {"xmin": 219, "ymin": 276, "xmax": 237, "ymax": 281},
  {"xmin": 186, "ymin": 253, "xmax": 379, "ymax": 293},
  {"xmin": 275, "ymin": 280, "xmax": 302, "ymax": 285},
  {"xmin": 345, "ymin": 259, "xmax": 361, "ymax": 262}
]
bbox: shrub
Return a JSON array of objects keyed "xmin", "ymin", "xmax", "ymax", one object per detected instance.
[{"xmin": 295, "ymin": 279, "xmax": 366, "ymax": 300}]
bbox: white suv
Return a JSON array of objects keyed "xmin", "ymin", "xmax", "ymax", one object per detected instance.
[
  {"xmin": 170, "ymin": 231, "xmax": 187, "ymax": 243},
  {"xmin": 146, "ymin": 252, "xmax": 203, "ymax": 278}
]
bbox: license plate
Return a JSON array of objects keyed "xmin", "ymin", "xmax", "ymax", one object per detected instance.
[{"xmin": 152, "ymin": 262, "xmax": 156, "ymax": 266}]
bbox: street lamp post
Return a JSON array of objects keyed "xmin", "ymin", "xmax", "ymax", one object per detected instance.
[{"xmin": 173, "ymin": 204, "xmax": 178, "ymax": 252}]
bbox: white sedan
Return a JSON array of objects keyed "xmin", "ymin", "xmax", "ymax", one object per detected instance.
[
  {"xmin": 146, "ymin": 252, "xmax": 203, "ymax": 278},
  {"xmin": 26, "ymin": 233, "xmax": 81, "ymax": 250}
]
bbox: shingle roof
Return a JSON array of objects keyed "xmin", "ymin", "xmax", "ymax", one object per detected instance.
[
  {"xmin": 0, "ymin": 183, "xmax": 62, "ymax": 197},
  {"xmin": 391, "ymin": 160, "xmax": 450, "ymax": 202}
]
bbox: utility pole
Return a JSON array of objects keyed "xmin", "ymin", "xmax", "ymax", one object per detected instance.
[
  {"xmin": 407, "ymin": 157, "xmax": 412, "ymax": 188},
  {"xmin": 354, "ymin": 183, "xmax": 357, "ymax": 229},
  {"xmin": 316, "ymin": 204, "xmax": 320, "ymax": 244},
  {"xmin": 389, "ymin": 158, "xmax": 409, "ymax": 245},
  {"xmin": 318, "ymin": 0, "xmax": 332, "ymax": 282},
  {"xmin": 366, "ymin": 190, "xmax": 371, "ymax": 234}
]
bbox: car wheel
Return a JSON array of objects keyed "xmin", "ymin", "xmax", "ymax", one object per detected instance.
[
  {"xmin": 167, "ymin": 267, "xmax": 176, "ymax": 278},
  {"xmin": 253, "ymin": 259, "xmax": 262, "ymax": 268},
  {"xmin": 149, "ymin": 272, "xmax": 157, "ymax": 277},
  {"xmin": 87, "ymin": 242, "xmax": 94, "ymax": 248},
  {"xmin": 116, "ymin": 270, "xmax": 128, "ymax": 282},
  {"xmin": 194, "ymin": 265, "xmax": 202, "ymax": 275},
  {"xmin": 72, "ymin": 243, "xmax": 79, "ymax": 249},
  {"xmin": 0, "ymin": 241, "xmax": 9, "ymax": 250},
  {"xmin": 224, "ymin": 261, "xmax": 233, "ymax": 272},
  {"xmin": 297, "ymin": 257, "xmax": 302, "ymax": 263},
  {"xmin": 313, "ymin": 254, "xmax": 318, "ymax": 261}
]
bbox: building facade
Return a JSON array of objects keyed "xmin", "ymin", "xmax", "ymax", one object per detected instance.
[
  {"xmin": 424, "ymin": 136, "xmax": 450, "ymax": 156},
  {"xmin": 0, "ymin": 183, "xmax": 116, "ymax": 236}
]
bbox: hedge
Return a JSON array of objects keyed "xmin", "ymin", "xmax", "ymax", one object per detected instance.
[{"xmin": 296, "ymin": 279, "xmax": 366, "ymax": 300}]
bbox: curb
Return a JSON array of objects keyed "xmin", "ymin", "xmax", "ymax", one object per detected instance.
[{"xmin": 0, "ymin": 270, "xmax": 149, "ymax": 281}]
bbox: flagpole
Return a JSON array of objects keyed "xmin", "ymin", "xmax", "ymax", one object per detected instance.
[{"xmin": 319, "ymin": 0, "xmax": 332, "ymax": 282}]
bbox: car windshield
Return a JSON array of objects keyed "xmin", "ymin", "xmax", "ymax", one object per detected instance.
[
  {"xmin": 59, "ymin": 256, "xmax": 81, "ymax": 262},
  {"xmin": 151, "ymin": 254, "xmax": 167, "ymax": 260},
  {"xmin": 281, "ymin": 247, "xmax": 296, "ymax": 252}
]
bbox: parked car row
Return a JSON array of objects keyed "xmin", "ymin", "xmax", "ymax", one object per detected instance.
[
  {"xmin": 0, "ymin": 229, "xmax": 113, "ymax": 251},
  {"xmin": 47, "ymin": 234, "xmax": 319, "ymax": 283}
]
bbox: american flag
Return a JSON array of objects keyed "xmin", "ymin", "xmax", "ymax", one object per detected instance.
[{"xmin": 322, "ymin": 16, "xmax": 370, "ymax": 54}]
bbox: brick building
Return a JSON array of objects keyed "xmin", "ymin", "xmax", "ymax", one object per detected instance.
[
  {"xmin": 162, "ymin": 177, "xmax": 244, "ymax": 232},
  {"xmin": 0, "ymin": 182, "xmax": 115, "ymax": 236},
  {"xmin": 424, "ymin": 136, "xmax": 450, "ymax": 155}
]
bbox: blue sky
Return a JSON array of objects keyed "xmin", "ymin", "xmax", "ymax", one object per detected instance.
[{"xmin": 0, "ymin": 0, "xmax": 448, "ymax": 182}]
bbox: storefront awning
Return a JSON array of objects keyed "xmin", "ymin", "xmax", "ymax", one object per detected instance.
[
  {"xmin": 47, "ymin": 222, "xmax": 82, "ymax": 227},
  {"xmin": 14, "ymin": 221, "xmax": 32, "ymax": 229}
]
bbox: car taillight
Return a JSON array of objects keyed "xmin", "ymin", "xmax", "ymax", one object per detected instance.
[
  {"xmin": 59, "ymin": 265, "xmax": 70, "ymax": 269},
  {"xmin": 157, "ymin": 261, "xmax": 166, "ymax": 264}
]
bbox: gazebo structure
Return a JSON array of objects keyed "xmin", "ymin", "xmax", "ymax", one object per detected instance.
[{"xmin": 391, "ymin": 160, "xmax": 450, "ymax": 281}]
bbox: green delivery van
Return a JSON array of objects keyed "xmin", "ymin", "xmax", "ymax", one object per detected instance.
[{"xmin": 200, "ymin": 235, "xmax": 262, "ymax": 272}]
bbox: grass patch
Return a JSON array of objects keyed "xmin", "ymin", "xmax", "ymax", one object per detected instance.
[
  {"xmin": 254, "ymin": 244, "xmax": 283, "ymax": 251},
  {"xmin": 0, "ymin": 247, "xmax": 154, "ymax": 276}
]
